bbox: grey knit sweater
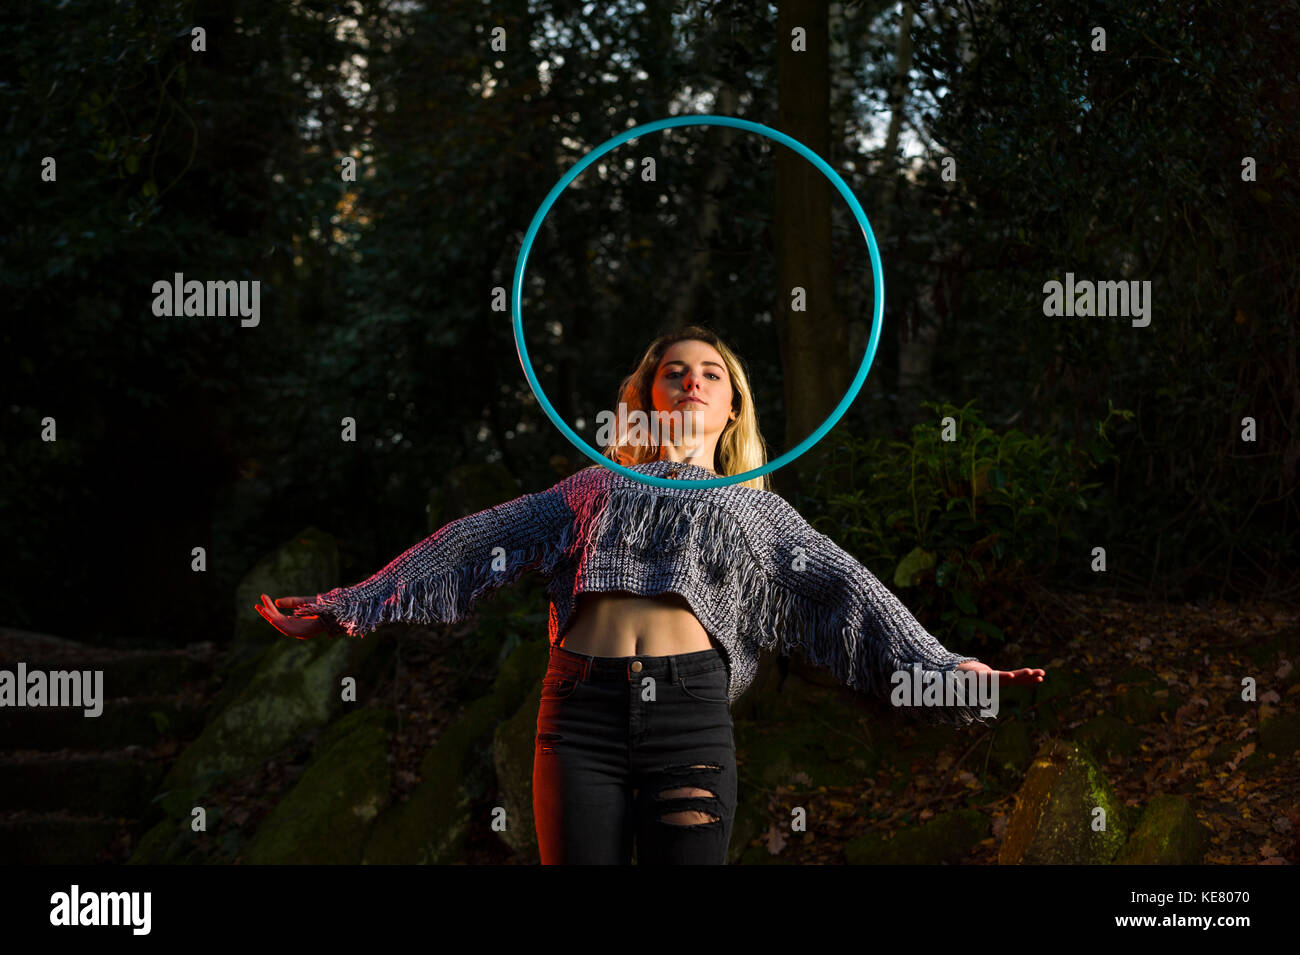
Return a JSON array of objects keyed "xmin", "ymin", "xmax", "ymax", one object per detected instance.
[{"xmin": 294, "ymin": 459, "xmax": 985, "ymax": 724}]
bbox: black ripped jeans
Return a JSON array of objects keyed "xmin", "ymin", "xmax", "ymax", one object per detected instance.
[{"xmin": 533, "ymin": 643, "xmax": 738, "ymax": 864}]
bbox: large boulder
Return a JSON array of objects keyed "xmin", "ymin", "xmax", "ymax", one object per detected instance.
[
  {"xmin": 492, "ymin": 662, "xmax": 551, "ymax": 861},
  {"xmin": 131, "ymin": 462, "xmax": 545, "ymax": 865},
  {"xmin": 226, "ymin": 526, "xmax": 341, "ymax": 678},
  {"xmin": 362, "ymin": 636, "xmax": 547, "ymax": 864},
  {"xmin": 998, "ymin": 739, "xmax": 1130, "ymax": 864},
  {"xmin": 242, "ymin": 708, "xmax": 397, "ymax": 864},
  {"xmin": 157, "ymin": 632, "xmax": 382, "ymax": 817},
  {"xmin": 1114, "ymin": 794, "xmax": 1211, "ymax": 864}
]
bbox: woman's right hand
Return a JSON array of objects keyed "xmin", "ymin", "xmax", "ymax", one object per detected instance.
[{"xmin": 255, "ymin": 594, "xmax": 329, "ymax": 640}]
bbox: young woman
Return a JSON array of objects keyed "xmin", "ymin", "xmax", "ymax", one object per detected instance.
[{"xmin": 256, "ymin": 325, "xmax": 1044, "ymax": 864}]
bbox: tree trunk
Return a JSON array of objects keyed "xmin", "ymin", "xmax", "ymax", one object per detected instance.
[
  {"xmin": 874, "ymin": 0, "xmax": 914, "ymax": 243},
  {"xmin": 774, "ymin": 0, "xmax": 846, "ymax": 503}
]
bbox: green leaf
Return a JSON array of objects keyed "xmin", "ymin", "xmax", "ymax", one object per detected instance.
[
  {"xmin": 953, "ymin": 589, "xmax": 977, "ymax": 615},
  {"xmin": 893, "ymin": 546, "xmax": 936, "ymax": 588}
]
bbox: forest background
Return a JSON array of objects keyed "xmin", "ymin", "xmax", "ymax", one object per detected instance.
[{"xmin": 3, "ymin": 0, "xmax": 1296, "ymax": 658}]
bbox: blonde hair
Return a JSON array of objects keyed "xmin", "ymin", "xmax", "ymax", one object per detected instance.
[{"xmin": 595, "ymin": 325, "xmax": 772, "ymax": 492}]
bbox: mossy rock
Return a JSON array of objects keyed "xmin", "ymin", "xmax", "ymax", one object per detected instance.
[
  {"xmin": 1073, "ymin": 712, "xmax": 1144, "ymax": 761},
  {"xmin": 998, "ymin": 738, "xmax": 1130, "ymax": 864},
  {"xmin": 1113, "ymin": 793, "xmax": 1211, "ymax": 864},
  {"xmin": 228, "ymin": 526, "xmax": 341, "ymax": 677},
  {"xmin": 491, "ymin": 643, "xmax": 555, "ymax": 861},
  {"xmin": 362, "ymin": 636, "xmax": 547, "ymax": 864},
  {"xmin": 242, "ymin": 708, "xmax": 397, "ymax": 864},
  {"xmin": 844, "ymin": 809, "xmax": 986, "ymax": 864},
  {"xmin": 157, "ymin": 630, "xmax": 382, "ymax": 815},
  {"xmin": 127, "ymin": 817, "xmax": 209, "ymax": 865}
]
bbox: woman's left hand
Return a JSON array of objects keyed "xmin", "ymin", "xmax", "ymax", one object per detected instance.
[{"xmin": 955, "ymin": 660, "xmax": 1045, "ymax": 686}]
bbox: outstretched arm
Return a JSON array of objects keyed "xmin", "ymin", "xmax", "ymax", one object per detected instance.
[
  {"xmin": 757, "ymin": 496, "xmax": 995, "ymax": 724},
  {"xmin": 288, "ymin": 476, "xmax": 577, "ymax": 637}
]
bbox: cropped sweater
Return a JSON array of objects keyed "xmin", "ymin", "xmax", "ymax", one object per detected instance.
[{"xmin": 294, "ymin": 459, "xmax": 986, "ymax": 724}]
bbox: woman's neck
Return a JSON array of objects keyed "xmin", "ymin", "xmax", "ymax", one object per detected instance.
[{"xmin": 656, "ymin": 457, "xmax": 717, "ymax": 476}]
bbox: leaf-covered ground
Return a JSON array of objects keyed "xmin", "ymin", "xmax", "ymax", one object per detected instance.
[
  {"xmin": 744, "ymin": 591, "xmax": 1300, "ymax": 865},
  {"xmin": 15, "ymin": 589, "xmax": 1289, "ymax": 864}
]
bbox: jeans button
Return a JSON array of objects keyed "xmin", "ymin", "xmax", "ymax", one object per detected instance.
[{"xmin": 630, "ymin": 660, "xmax": 643, "ymax": 673}]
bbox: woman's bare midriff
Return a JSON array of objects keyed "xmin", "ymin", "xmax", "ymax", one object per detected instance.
[{"xmin": 558, "ymin": 590, "xmax": 719, "ymax": 657}]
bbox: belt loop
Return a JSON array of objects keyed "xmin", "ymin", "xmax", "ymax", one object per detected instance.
[{"xmin": 668, "ymin": 655, "xmax": 679, "ymax": 686}]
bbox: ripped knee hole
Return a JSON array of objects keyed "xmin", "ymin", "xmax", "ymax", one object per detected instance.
[{"xmin": 657, "ymin": 764, "xmax": 722, "ymax": 824}]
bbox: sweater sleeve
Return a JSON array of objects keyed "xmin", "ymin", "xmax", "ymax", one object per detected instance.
[
  {"xmin": 291, "ymin": 476, "xmax": 577, "ymax": 637},
  {"xmin": 759, "ymin": 496, "xmax": 987, "ymax": 725}
]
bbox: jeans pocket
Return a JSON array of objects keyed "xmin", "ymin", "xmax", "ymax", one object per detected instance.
[
  {"xmin": 678, "ymin": 668, "xmax": 728, "ymax": 704},
  {"xmin": 540, "ymin": 672, "xmax": 583, "ymax": 702}
]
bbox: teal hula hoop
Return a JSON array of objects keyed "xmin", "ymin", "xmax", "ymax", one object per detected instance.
[{"xmin": 511, "ymin": 114, "xmax": 884, "ymax": 488}]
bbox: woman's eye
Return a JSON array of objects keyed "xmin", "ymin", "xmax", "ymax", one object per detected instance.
[{"xmin": 667, "ymin": 372, "xmax": 721, "ymax": 379}]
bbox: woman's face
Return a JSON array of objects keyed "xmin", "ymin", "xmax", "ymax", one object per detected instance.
[{"xmin": 650, "ymin": 339, "xmax": 736, "ymax": 441}]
